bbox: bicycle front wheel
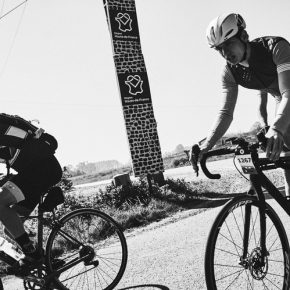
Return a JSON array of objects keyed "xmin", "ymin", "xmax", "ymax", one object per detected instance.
[
  {"xmin": 205, "ymin": 195, "xmax": 290, "ymax": 290},
  {"xmin": 46, "ymin": 208, "xmax": 128, "ymax": 290}
]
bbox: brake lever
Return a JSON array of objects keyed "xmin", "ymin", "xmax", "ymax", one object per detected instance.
[{"xmin": 190, "ymin": 144, "xmax": 201, "ymax": 177}]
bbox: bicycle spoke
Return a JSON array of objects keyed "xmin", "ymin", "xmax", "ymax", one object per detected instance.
[
  {"xmin": 217, "ymin": 231, "xmax": 244, "ymax": 253},
  {"xmin": 268, "ymin": 258, "xmax": 284, "ymax": 264},
  {"xmin": 266, "ymin": 271, "xmax": 285, "ymax": 278},
  {"xmin": 214, "ymin": 263, "xmax": 243, "ymax": 269},
  {"xmin": 262, "ymin": 278, "xmax": 271, "ymax": 290},
  {"xmin": 216, "ymin": 268, "xmax": 245, "ymax": 282},
  {"xmin": 97, "ymin": 255, "xmax": 123, "ymax": 267},
  {"xmin": 224, "ymin": 269, "xmax": 245, "ymax": 290},
  {"xmin": 224, "ymin": 219, "xmax": 242, "ymax": 256},
  {"xmin": 215, "ymin": 247, "xmax": 240, "ymax": 257},
  {"xmin": 264, "ymin": 275, "xmax": 283, "ymax": 289},
  {"xmin": 249, "ymin": 208, "xmax": 259, "ymax": 246},
  {"xmin": 269, "ymin": 247, "xmax": 283, "ymax": 253},
  {"xmin": 268, "ymin": 236, "xmax": 280, "ymax": 252},
  {"xmin": 232, "ymin": 210, "xmax": 244, "ymax": 240},
  {"xmin": 244, "ymin": 270, "xmax": 254, "ymax": 290}
]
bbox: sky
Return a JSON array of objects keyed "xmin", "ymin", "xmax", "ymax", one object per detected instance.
[{"xmin": 0, "ymin": 0, "xmax": 289, "ymax": 168}]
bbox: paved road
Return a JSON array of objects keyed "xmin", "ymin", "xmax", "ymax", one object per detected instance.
[
  {"xmin": 116, "ymin": 197, "xmax": 290, "ymax": 290},
  {"xmin": 4, "ymin": 196, "xmax": 290, "ymax": 290},
  {"xmin": 3, "ymin": 159, "xmax": 290, "ymax": 289},
  {"xmin": 2, "ymin": 206, "xmax": 222, "ymax": 290}
]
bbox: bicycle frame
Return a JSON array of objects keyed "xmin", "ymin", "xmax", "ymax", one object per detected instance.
[
  {"xmin": 15, "ymin": 196, "xmax": 92, "ymax": 286},
  {"xmin": 241, "ymin": 149, "xmax": 290, "ymax": 265}
]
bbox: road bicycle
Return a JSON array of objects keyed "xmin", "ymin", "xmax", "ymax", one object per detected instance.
[
  {"xmin": 198, "ymin": 134, "xmax": 290, "ymax": 289},
  {"xmin": 0, "ymin": 165, "xmax": 128, "ymax": 290}
]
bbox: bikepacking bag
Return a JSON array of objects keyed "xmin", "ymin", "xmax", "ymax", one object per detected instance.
[{"xmin": 0, "ymin": 113, "xmax": 58, "ymax": 170}]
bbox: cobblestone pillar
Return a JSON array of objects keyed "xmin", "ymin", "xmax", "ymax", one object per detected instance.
[{"xmin": 103, "ymin": 0, "xmax": 164, "ymax": 177}]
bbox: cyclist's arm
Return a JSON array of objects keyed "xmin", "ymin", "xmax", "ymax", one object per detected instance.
[
  {"xmin": 265, "ymin": 40, "xmax": 290, "ymax": 160},
  {"xmin": 201, "ymin": 66, "xmax": 238, "ymax": 151},
  {"xmin": 257, "ymin": 91, "xmax": 268, "ymax": 128}
]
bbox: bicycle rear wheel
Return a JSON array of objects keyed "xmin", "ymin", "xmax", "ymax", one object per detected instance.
[
  {"xmin": 46, "ymin": 208, "xmax": 127, "ymax": 290},
  {"xmin": 205, "ymin": 195, "xmax": 290, "ymax": 290}
]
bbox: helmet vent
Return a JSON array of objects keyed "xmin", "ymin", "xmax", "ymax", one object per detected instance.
[
  {"xmin": 211, "ymin": 27, "xmax": 215, "ymax": 38},
  {"xmin": 225, "ymin": 29, "xmax": 234, "ymax": 38},
  {"xmin": 219, "ymin": 26, "xmax": 223, "ymax": 37},
  {"xmin": 236, "ymin": 14, "xmax": 244, "ymax": 27}
]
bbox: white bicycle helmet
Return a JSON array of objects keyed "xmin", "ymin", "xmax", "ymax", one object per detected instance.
[{"xmin": 206, "ymin": 13, "xmax": 246, "ymax": 48}]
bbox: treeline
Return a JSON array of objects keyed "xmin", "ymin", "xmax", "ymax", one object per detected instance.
[{"xmin": 65, "ymin": 160, "xmax": 125, "ymax": 177}]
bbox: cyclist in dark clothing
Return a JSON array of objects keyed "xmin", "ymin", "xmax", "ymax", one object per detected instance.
[
  {"xmin": 0, "ymin": 114, "xmax": 62, "ymax": 272},
  {"xmin": 190, "ymin": 13, "xmax": 290, "ymax": 195}
]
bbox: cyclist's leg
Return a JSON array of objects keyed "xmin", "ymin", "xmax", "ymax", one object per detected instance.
[
  {"xmin": 0, "ymin": 181, "xmax": 27, "ymax": 240},
  {"xmin": 11, "ymin": 156, "xmax": 62, "ymax": 257}
]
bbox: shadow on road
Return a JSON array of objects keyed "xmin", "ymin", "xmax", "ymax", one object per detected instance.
[
  {"xmin": 183, "ymin": 192, "xmax": 246, "ymax": 210},
  {"xmin": 118, "ymin": 284, "xmax": 169, "ymax": 290},
  {"xmin": 191, "ymin": 186, "xmax": 286, "ymax": 210}
]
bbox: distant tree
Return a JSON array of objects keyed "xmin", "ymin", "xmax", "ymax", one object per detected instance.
[
  {"xmin": 249, "ymin": 121, "xmax": 262, "ymax": 134},
  {"xmin": 58, "ymin": 167, "xmax": 73, "ymax": 192},
  {"xmin": 174, "ymin": 144, "xmax": 185, "ymax": 153}
]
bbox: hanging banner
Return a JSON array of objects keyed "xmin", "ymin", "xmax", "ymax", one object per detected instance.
[{"xmin": 103, "ymin": 0, "xmax": 164, "ymax": 177}]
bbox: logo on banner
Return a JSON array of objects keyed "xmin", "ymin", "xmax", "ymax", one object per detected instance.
[
  {"xmin": 115, "ymin": 13, "xmax": 133, "ymax": 32},
  {"xmin": 125, "ymin": 75, "xmax": 143, "ymax": 95}
]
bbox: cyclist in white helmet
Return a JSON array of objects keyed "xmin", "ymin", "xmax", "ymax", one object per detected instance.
[{"xmin": 190, "ymin": 13, "xmax": 290, "ymax": 196}]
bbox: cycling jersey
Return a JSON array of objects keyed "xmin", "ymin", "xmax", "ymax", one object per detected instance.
[{"xmin": 204, "ymin": 36, "xmax": 290, "ymax": 149}]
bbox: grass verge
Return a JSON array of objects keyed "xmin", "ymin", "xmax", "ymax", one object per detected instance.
[{"xmin": 61, "ymin": 167, "xmax": 285, "ymax": 231}]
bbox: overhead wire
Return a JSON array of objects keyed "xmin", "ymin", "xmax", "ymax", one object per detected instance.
[
  {"xmin": 0, "ymin": 1, "xmax": 6, "ymax": 17},
  {"xmin": 0, "ymin": 0, "xmax": 28, "ymax": 22},
  {"xmin": 0, "ymin": 0, "xmax": 28, "ymax": 78}
]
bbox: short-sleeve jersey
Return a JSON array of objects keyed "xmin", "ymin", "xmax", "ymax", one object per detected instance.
[
  {"xmin": 204, "ymin": 36, "xmax": 290, "ymax": 149},
  {"xmin": 226, "ymin": 36, "xmax": 290, "ymax": 98}
]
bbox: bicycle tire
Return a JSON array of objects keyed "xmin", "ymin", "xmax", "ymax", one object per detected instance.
[
  {"xmin": 45, "ymin": 208, "xmax": 127, "ymax": 290},
  {"xmin": 205, "ymin": 195, "xmax": 290, "ymax": 290}
]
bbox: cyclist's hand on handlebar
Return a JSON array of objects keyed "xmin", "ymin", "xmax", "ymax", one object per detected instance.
[
  {"xmin": 265, "ymin": 128, "xmax": 284, "ymax": 161},
  {"xmin": 198, "ymin": 147, "xmax": 209, "ymax": 162}
]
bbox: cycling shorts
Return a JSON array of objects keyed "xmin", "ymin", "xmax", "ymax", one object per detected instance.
[{"xmin": 12, "ymin": 155, "xmax": 62, "ymax": 211}]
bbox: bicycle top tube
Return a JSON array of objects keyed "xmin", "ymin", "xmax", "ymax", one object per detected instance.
[{"xmin": 200, "ymin": 136, "xmax": 290, "ymax": 180}]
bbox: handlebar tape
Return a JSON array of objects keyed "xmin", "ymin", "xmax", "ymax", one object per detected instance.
[{"xmin": 200, "ymin": 148, "xmax": 235, "ymax": 179}]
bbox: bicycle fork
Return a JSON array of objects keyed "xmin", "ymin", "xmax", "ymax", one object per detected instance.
[{"xmin": 240, "ymin": 174, "xmax": 269, "ymax": 278}]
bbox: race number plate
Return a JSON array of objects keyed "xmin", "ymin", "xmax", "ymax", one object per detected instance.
[{"xmin": 236, "ymin": 154, "xmax": 257, "ymax": 174}]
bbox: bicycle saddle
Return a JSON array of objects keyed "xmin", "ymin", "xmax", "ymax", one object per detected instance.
[{"xmin": 39, "ymin": 186, "xmax": 64, "ymax": 212}]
